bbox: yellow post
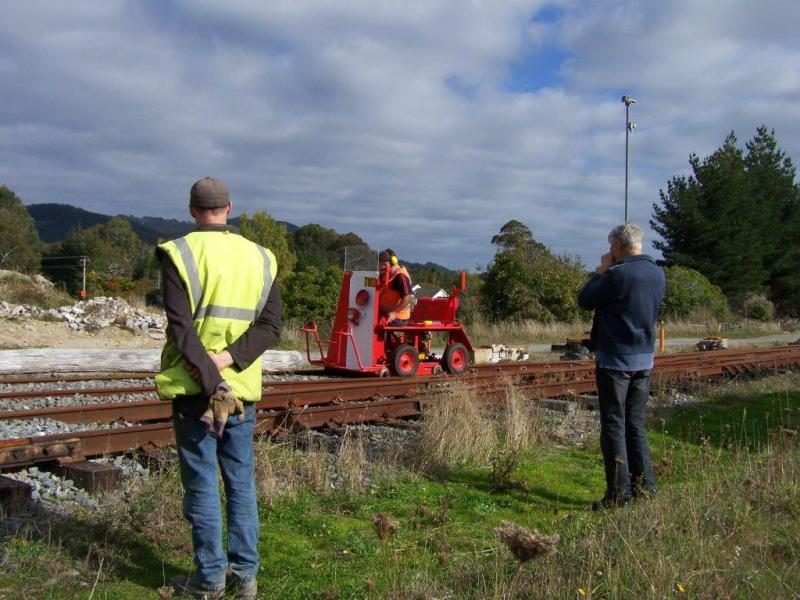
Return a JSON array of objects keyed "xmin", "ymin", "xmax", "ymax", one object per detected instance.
[{"xmin": 659, "ymin": 323, "xmax": 666, "ymax": 353}]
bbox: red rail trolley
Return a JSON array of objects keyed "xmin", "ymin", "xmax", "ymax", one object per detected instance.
[{"xmin": 302, "ymin": 268, "xmax": 473, "ymax": 377}]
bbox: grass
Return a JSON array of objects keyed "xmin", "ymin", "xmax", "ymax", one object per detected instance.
[
  {"xmin": 466, "ymin": 319, "xmax": 591, "ymax": 346},
  {"xmin": 1, "ymin": 375, "xmax": 799, "ymax": 599},
  {"xmin": 276, "ymin": 315, "xmax": 798, "ymax": 354},
  {"xmin": 660, "ymin": 317, "xmax": 788, "ymax": 339}
]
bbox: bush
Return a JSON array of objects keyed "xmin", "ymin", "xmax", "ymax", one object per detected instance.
[
  {"xmin": 482, "ymin": 220, "xmax": 589, "ymax": 323},
  {"xmin": 661, "ymin": 266, "xmax": 729, "ymax": 320},
  {"xmin": 0, "ymin": 271, "xmax": 74, "ymax": 309},
  {"xmin": 281, "ymin": 265, "xmax": 342, "ymax": 322},
  {"xmin": 741, "ymin": 293, "xmax": 775, "ymax": 321}
]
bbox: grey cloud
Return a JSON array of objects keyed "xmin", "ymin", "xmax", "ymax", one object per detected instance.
[{"xmin": 1, "ymin": 1, "xmax": 798, "ymax": 271}]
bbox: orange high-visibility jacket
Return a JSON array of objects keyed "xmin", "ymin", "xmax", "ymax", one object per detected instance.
[{"xmin": 379, "ymin": 265, "xmax": 412, "ymax": 320}]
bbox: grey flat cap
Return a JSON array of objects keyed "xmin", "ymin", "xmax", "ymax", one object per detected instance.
[{"xmin": 190, "ymin": 177, "xmax": 230, "ymax": 208}]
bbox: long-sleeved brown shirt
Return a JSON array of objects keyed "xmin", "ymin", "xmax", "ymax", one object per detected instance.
[{"xmin": 158, "ymin": 224, "xmax": 282, "ymax": 397}]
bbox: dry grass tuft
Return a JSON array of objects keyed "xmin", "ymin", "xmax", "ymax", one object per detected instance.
[
  {"xmin": 414, "ymin": 382, "xmax": 497, "ymax": 472},
  {"xmin": 156, "ymin": 584, "xmax": 174, "ymax": 598},
  {"xmin": 490, "ymin": 378, "xmax": 548, "ymax": 489},
  {"xmin": 336, "ymin": 426, "xmax": 368, "ymax": 494},
  {"xmin": 661, "ymin": 315, "xmax": 784, "ymax": 338},
  {"xmin": 501, "ymin": 377, "xmax": 545, "ymax": 449},
  {"xmin": 296, "ymin": 432, "xmax": 332, "ymax": 492},
  {"xmin": 116, "ymin": 461, "xmax": 187, "ymax": 549},
  {"xmin": 495, "ymin": 521, "xmax": 559, "ymax": 563},
  {"xmin": 254, "ymin": 437, "xmax": 297, "ymax": 503},
  {"xmin": 372, "ymin": 512, "xmax": 400, "ymax": 541},
  {"xmin": 467, "ymin": 317, "xmax": 590, "ymax": 346},
  {"xmin": 254, "ymin": 434, "xmax": 332, "ymax": 502}
]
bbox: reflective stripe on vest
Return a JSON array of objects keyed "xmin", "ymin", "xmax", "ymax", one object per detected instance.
[
  {"xmin": 155, "ymin": 231, "xmax": 277, "ymax": 401},
  {"xmin": 171, "ymin": 236, "xmax": 274, "ymax": 322}
]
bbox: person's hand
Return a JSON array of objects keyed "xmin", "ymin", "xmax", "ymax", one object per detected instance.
[
  {"xmin": 205, "ymin": 383, "xmax": 244, "ymax": 438},
  {"xmin": 186, "ymin": 350, "xmax": 233, "ymax": 381},
  {"xmin": 596, "ymin": 252, "xmax": 615, "ymax": 274},
  {"xmin": 187, "ymin": 363, "xmax": 201, "ymax": 381},
  {"xmin": 208, "ymin": 350, "xmax": 233, "ymax": 373}
]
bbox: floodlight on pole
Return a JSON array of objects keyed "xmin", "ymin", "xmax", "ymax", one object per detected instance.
[{"xmin": 621, "ymin": 95, "xmax": 636, "ymax": 223}]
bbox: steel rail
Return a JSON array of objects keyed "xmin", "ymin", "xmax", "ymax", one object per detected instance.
[
  {"xmin": 2, "ymin": 346, "xmax": 798, "ymax": 423},
  {"xmin": 2, "ymin": 345, "xmax": 795, "ymax": 400},
  {"xmin": 1, "ymin": 345, "xmax": 799, "ymax": 469},
  {"xmin": 0, "ymin": 400, "xmax": 421, "ymax": 468},
  {"xmin": 0, "ymin": 372, "xmax": 154, "ymax": 385}
]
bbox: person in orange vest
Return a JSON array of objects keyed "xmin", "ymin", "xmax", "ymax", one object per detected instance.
[{"xmin": 378, "ymin": 248, "xmax": 414, "ymax": 326}]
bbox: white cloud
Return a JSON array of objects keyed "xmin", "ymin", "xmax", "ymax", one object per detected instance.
[{"xmin": 0, "ymin": 0, "xmax": 798, "ymax": 270}]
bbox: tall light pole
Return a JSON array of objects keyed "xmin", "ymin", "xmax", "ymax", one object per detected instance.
[{"xmin": 621, "ymin": 95, "xmax": 636, "ymax": 223}]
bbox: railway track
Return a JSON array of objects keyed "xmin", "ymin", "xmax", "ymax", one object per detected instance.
[{"xmin": 1, "ymin": 345, "xmax": 799, "ymax": 471}]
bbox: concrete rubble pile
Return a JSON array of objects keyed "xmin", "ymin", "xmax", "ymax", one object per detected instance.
[
  {"xmin": 473, "ymin": 344, "xmax": 530, "ymax": 363},
  {"xmin": 0, "ymin": 296, "xmax": 167, "ymax": 339}
]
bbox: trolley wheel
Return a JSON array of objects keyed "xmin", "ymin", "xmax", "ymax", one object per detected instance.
[
  {"xmin": 431, "ymin": 364, "xmax": 443, "ymax": 376},
  {"xmin": 378, "ymin": 367, "xmax": 391, "ymax": 378},
  {"xmin": 391, "ymin": 344, "xmax": 419, "ymax": 377},
  {"xmin": 443, "ymin": 342, "xmax": 469, "ymax": 374}
]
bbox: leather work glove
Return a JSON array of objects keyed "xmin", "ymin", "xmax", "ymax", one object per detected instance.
[{"xmin": 200, "ymin": 382, "xmax": 245, "ymax": 438}]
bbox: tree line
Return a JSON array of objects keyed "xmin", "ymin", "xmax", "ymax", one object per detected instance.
[
  {"xmin": 0, "ymin": 189, "xmax": 459, "ymax": 323},
  {"xmin": 480, "ymin": 126, "xmax": 800, "ymax": 323},
  {"xmin": 652, "ymin": 126, "xmax": 800, "ymax": 317},
  {"xmin": 2, "ymin": 124, "xmax": 798, "ymax": 324}
]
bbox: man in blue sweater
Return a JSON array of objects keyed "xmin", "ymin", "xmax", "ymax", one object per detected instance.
[{"xmin": 578, "ymin": 223, "xmax": 665, "ymax": 509}]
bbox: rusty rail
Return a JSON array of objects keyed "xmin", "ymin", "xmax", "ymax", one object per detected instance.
[{"xmin": 2, "ymin": 345, "xmax": 799, "ymax": 469}]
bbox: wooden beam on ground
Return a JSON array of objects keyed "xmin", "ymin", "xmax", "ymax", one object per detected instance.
[
  {"xmin": 0, "ymin": 349, "xmax": 306, "ymax": 374},
  {"xmin": 54, "ymin": 461, "xmax": 124, "ymax": 494},
  {"xmin": 0, "ymin": 475, "xmax": 32, "ymax": 514}
]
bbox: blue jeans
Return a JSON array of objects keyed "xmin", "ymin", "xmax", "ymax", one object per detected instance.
[
  {"xmin": 595, "ymin": 368, "xmax": 657, "ymax": 501},
  {"xmin": 173, "ymin": 398, "xmax": 259, "ymax": 588}
]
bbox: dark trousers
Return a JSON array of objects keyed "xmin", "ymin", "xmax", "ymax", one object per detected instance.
[{"xmin": 596, "ymin": 367, "xmax": 657, "ymax": 501}]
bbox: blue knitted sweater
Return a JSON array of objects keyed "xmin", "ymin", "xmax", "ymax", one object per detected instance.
[{"xmin": 577, "ymin": 254, "xmax": 665, "ymax": 355}]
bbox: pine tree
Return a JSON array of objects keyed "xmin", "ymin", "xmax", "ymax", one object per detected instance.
[
  {"xmin": 745, "ymin": 127, "xmax": 800, "ymax": 315},
  {"xmin": 651, "ymin": 128, "xmax": 799, "ymax": 311}
]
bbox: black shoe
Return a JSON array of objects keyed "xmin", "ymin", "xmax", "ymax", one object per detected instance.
[
  {"xmin": 228, "ymin": 576, "xmax": 258, "ymax": 599},
  {"xmin": 591, "ymin": 495, "xmax": 630, "ymax": 511},
  {"xmin": 169, "ymin": 575, "xmax": 225, "ymax": 599},
  {"xmin": 632, "ymin": 487, "xmax": 657, "ymax": 500}
]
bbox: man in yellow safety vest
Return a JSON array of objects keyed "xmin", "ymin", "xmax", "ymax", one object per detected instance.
[{"xmin": 157, "ymin": 177, "xmax": 280, "ymax": 600}]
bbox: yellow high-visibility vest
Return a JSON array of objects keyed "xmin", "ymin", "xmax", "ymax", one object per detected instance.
[{"xmin": 155, "ymin": 230, "xmax": 277, "ymax": 401}]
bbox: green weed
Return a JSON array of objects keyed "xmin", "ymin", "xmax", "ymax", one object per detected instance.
[{"xmin": 1, "ymin": 377, "xmax": 798, "ymax": 599}]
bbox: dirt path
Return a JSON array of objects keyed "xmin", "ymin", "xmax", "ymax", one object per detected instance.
[
  {"xmin": 663, "ymin": 333, "xmax": 799, "ymax": 350},
  {"xmin": 0, "ymin": 318, "xmax": 164, "ymax": 350},
  {"xmin": 526, "ymin": 332, "xmax": 799, "ymax": 354},
  {"xmin": 4, "ymin": 317, "xmax": 798, "ymax": 354}
]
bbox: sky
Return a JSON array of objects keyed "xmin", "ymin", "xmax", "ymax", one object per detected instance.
[{"xmin": 2, "ymin": 1, "xmax": 799, "ymax": 271}]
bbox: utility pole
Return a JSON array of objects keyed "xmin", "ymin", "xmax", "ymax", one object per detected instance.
[
  {"xmin": 80, "ymin": 256, "xmax": 88, "ymax": 299},
  {"xmin": 621, "ymin": 95, "xmax": 637, "ymax": 223}
]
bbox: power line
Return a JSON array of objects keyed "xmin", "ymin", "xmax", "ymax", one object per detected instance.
[{"xmin": 41, "ymin": 255, "xmax": 89, "ymax": 261}]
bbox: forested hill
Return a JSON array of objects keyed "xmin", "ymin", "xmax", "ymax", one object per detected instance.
[
  {"xmin": 28, "ymin": 203, "xmax": 188, "ymax": 244},
  {"xmin": 27, "ymin": 203, "xmax": 297, "ymax": 244},
  {"xmin": 26, "ymin": 203, "xmax": 456, "ymax": 282}
]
